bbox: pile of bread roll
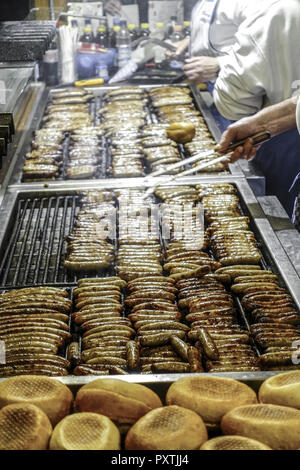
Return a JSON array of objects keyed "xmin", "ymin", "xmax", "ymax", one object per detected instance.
[{"xmin": 1, "ymin": 372, "xmax": 300, "ymax": 450}]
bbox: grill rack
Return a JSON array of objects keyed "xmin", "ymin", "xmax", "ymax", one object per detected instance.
[
  {"xmin": 0, "ymin": 184, "xmax": 298, "ymax": 361},
  {"xmin": 61, "ymin": 94, "xmax": 108, "ymax": 181},
  {"xmin": 0, "ymin": 180, "xmax": 299, "ymax": 382},
  {"xmin": 0, "ymin": 183, "xmax": 295, "ymax": 288},
  {"xmin": 21, "ymin": 94, "xmax": 108, "ymax": 183},
  {"xmin": 0, "ymin": 194, "xmax": 118, "ymax": 288},
  {"xmin": 13, "ymin": 84, "xmax": 238, "ymax": 186}
]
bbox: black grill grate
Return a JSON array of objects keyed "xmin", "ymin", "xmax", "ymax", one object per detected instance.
[{"xmin": 0, "ymin": 195, "xmax": 81, "ymax": 287}]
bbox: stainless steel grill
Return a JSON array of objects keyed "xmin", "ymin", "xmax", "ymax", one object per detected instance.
[
  {"xmin": 0, "ymin": 195, "xmax": 79, "ymax": 287},
  {"xmin": 9, "ymin": 85, "xmax": 249, "ymax": 186}
]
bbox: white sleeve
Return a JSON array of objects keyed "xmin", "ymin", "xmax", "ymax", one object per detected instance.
[
  {"xmin": 213, "ymin": 0, "xmax": 300, "ymax": 121},
  {"xmin": 213, "ymin": 31, "xmax": 267, "ymax": 121}
]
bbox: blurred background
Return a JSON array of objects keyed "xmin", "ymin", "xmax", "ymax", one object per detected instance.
[{"xmin": 0, "ymin": 0, "xmax": 198, "ymax": 22}]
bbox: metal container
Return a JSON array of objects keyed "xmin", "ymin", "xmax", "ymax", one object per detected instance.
[
  {"xmin": 6, "ymin": 84, "xmax": 265, "ymax": 189},
  {"xmin": 0, "ymin": 178, "xmax": 299, "ymax": 388}
]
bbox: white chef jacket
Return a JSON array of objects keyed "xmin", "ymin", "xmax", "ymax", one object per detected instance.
[
  {"xmin": 190, "ymin": 0, "xmax": 263, "ymax": 58},
  {"xmin": 214, "ymin": 0, "xmax": 300, "ymax": 121}
]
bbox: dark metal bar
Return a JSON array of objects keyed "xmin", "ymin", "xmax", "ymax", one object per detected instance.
[
  {"xmin": 42, "ymin": 197, "xmax": 62, "ymax": 284},
  {"xmin": 0, "ymin": 199, "xmax": 28, "ymax": 286},
  {"xmin": 57, "ymin": 196, "xmax": 76, "ymax": 284},
  {"xmin": 33, "ymin": 197, "xmax": 53, "ymax": 284},
  {"xmin": 12, "ymin": 198, "xmax": 38, "ymax": 286},
  {"xmin": 22, "ymin": 197, "xmax": 46, "ymax": 284}
]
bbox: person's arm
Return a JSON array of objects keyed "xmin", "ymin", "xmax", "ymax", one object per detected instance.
[
  {"xmin": 183, "ymin": 56, "xmax": 220, "ymax": 83},
  {"xmin": 174, "ymin": 36, "xmax": 190, "ymax": 56},
  {"xmin": 217, "ymin": 95, "xmax": 299, "ymax": 162}
]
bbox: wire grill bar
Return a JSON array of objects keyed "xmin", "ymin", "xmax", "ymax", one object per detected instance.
[
  {"xmin": 0, "ymin": 195, "xmax": 82, "ymax": 287},
  {"xmin": 0, "ymin": 198, "xmax": 30, "ymax": 286},
  {"xmin": 33, "ymin": 197, "xmax": 54, "ymax": 285}
]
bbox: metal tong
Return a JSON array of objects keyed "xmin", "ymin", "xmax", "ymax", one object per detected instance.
[
  {"xmin": 142, "ymin": 131, "xmax": 271, "ymax": 199},
  {"xmin": 131, "ymin": 37, "xmax": 186, "ymax": 62}
]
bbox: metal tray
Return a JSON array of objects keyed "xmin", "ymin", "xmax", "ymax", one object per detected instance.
[
  {"xmin": 6, "ymin": 84, "xmax": 265, "ymax": 187},
  {"xmin": 0, "ymin": 178, "xmax": 299, "ymax": 297},
  {"xmin": 0, "ymin": 178, "xmax": 299, "ymax": 387}
]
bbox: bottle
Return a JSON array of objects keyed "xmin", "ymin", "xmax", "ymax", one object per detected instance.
[
  {"xmin": 96, "ymin": 25, "xmax": 108, "ymax": 48},
  {"xmin": 140, "ymin": 23, "xmax": 150, "ymax": 38},
  {"xmin": 43, "ymin": 36, "xmax": 59, "ymax": 86},
  {"xmin": 99, "ymin": 16, "xmax": 109, "ymax": 29},
  {"xmin": 183, "ymin": 21, "xmax": 191, "ymax": 37},
  {"xmin": 167, "ymin": 16, "xmax": 177, "ymax": 38},
  {"xmin": 170, "ymin": 25, "xmax": 184, "ymax": 43},
  {"xmin": 80, "ymin": 20, "xmax": 94, "ymax": 43},
  {"xmin": 95, "ymin": 61, "xmax": 109, "ymax": 82},
  {"xmin": 169, "ymin": 25, "xmax": 185, "ymax": 69},
  {"xmin": 71, "ymin": 19, "xmax": 78, "ymax": 28},
  {"xmin": 116, "ymin": 20, "xmax": 132, "ymax": 69},
  {"xmin": 152, "ymin": 22, "xmax": 165, "ymax": 40},
  {"xmin": 109, "ymin": 18, "xmax": 121, "ymax": 48},
  {"xmin": 127, "ymin": 23, "xmax": 138, "ymax": 41},
  {"xmin": 152, "ymin": 23, "xmax": 165, "ymax": 65}
]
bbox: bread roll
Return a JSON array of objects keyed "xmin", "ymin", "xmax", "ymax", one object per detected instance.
[
  {"xmin": 0, "ymin": 375, "xmax": 73, "ymax": 426},
  {"xmin": 75, "ymin": 378, "xmax": 162, "ymax": 424},
  {"xmin": 0, "ymin": 403, "xmax": 52, "ymax": 450},
  {"xmin": 200, "ymin": 436, "xmax": 271, "ymax": 450},
  {"xmin": 166, "ymin": 376, "xmax": 257, "ymax": 424},
  {"xmin": 125, "ymin": 405, "xmax": 208, "ymax": 450},
  {"xmin": 221, "ymin": 404, "xmax": 300, "ymax": 450},
  {"xmin": 259, "ymin": 371, "xmax": 300, "ymax": 409},
  {"xmin": 49, "ymin": 412, "xmax": 120, "ymax": 450}
]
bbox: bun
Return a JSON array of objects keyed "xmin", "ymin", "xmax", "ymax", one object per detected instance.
[
  {"xmin": 49, "ymin": 412, "xmax": 120, "ymax": 450},
  {"xmin": 0, "ymin": 375, "xmax": 73, "ymax": 426},
  {"xmin": 125, "ymin": 405, "xmax": 208, "ymax": 450},
  {"xmin": 166, "ymin": 376, "xmax": 257, "ymax": 424},
  {"xmin": 75, "ymin": 378, "xmax": 162, "ymax": 424},
  {"xmin": 0, "ymin": 403, "xmax": 52, "ymax": 450},
  {"xmin": 221, "ymin": 403, "xmax": 300, "ymax": 450},
  {"xmin": 200, "ymin": 435, "xmax": 271, "ymax": 450},
  {"xmin": 259, "ymin": 371, "xmax": 300, "ymax": 409}
]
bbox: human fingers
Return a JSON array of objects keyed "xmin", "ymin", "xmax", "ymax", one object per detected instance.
[
  {"xmin": 242, "ymin": 138, "xmax": 255, "ymax": 159},
  {"xmin": 184, "ymin": 56, "xmax": 199, "ymax": 64},
  {"xmin": 228, "ymin": 147, "xmax": 244, "ymax": 163},
  {"xmin": 246, "ymin": 147, "xmax": 258, "ymax": 161},
  {"xmin": 216, "ymin": 128, "xmax": 240, "ymax": 155}
]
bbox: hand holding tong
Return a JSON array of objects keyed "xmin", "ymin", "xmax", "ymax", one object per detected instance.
[{"xmin": 142, "ymin": 131, "xmax": 271, "ymax": 200}]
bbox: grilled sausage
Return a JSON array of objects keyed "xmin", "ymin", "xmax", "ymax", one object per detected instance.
[
  {"xmin": 139, "ymin": 331, "xmax": 185, "ymax": 347},
  {"xmin": 126, "ymin": 341, "xmax": 140, "ymax": 370},
  {"xmin": 73, "ymin": 365, "xmax": 110, "ymax": 376},
  {"xmin": 109, "ymin": 366, "xmax": 128, "ymax": 375},
  {"xmin": 151, "ymin": 362, "xmax": 190, "ymax": 373},
  {"xmin": 195, "ymin": 328, "xmax": 219, "ymax": 361},
  {"xmin": 169, "ymin": 336, "xmax": 189, "ymax": 361},
  {"xmin": 188, "ymin": 346, "xmax": 204, "ymax": 373}
]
